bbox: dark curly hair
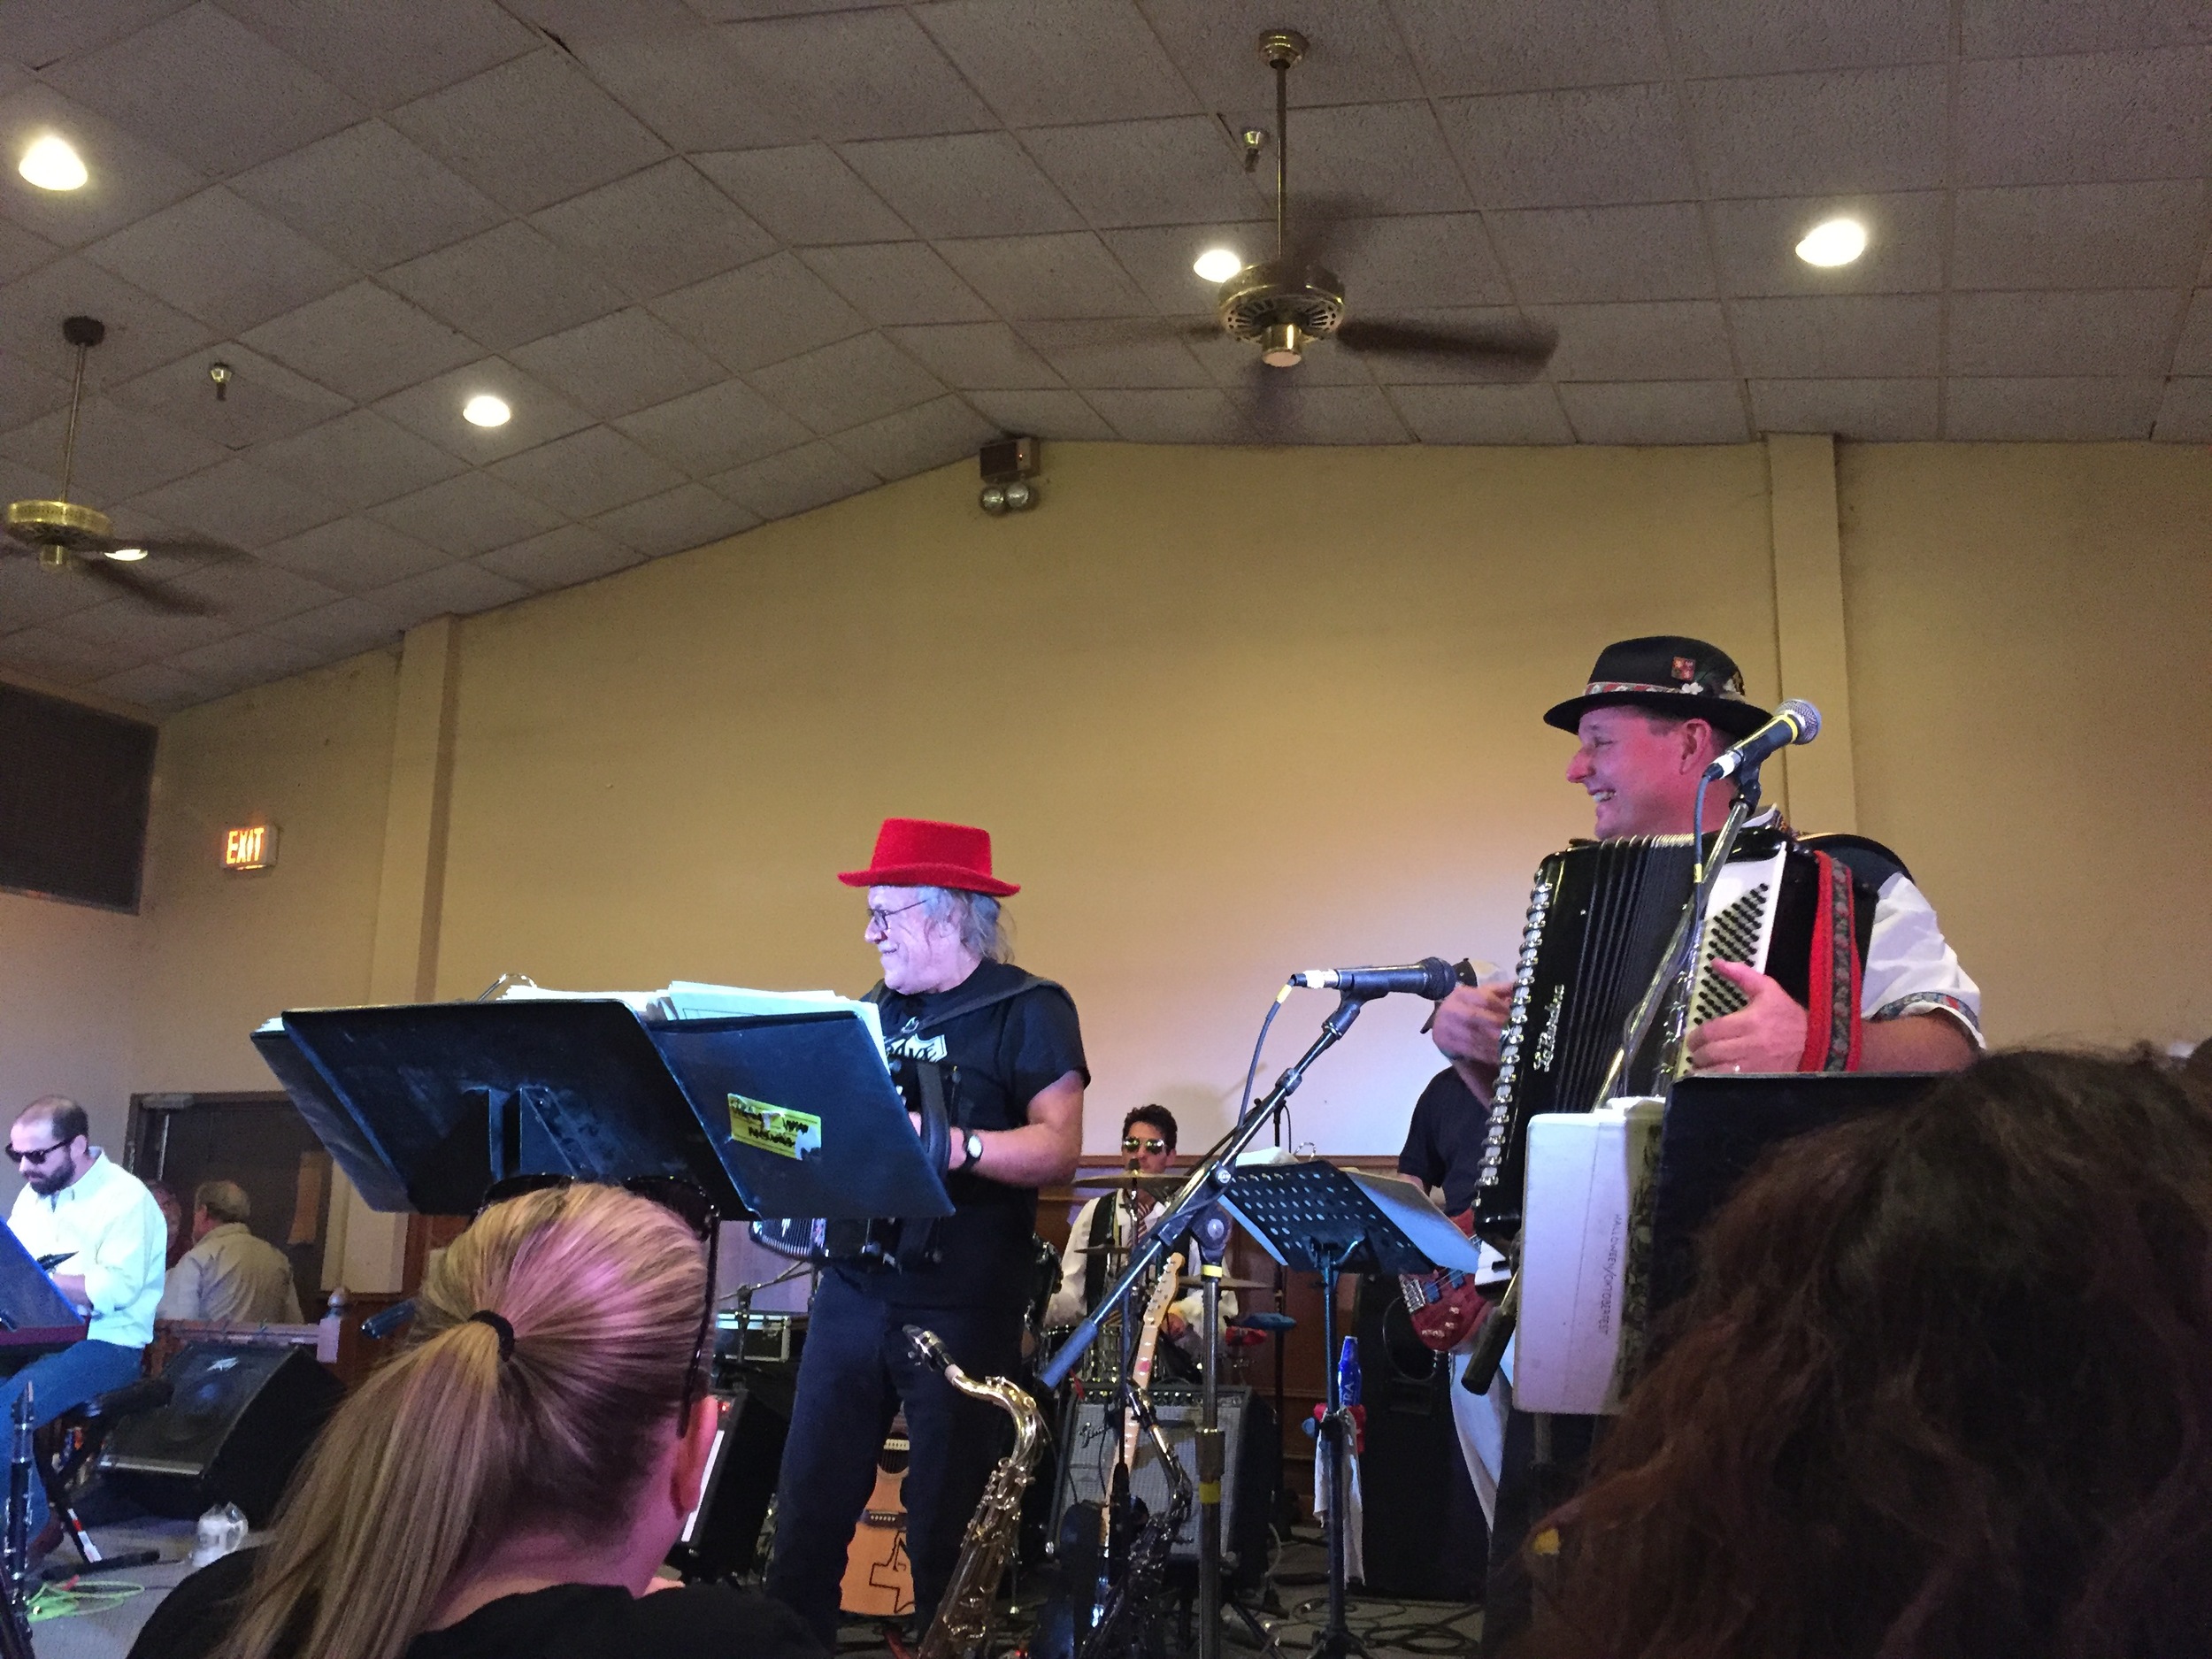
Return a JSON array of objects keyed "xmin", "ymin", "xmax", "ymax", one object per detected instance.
[{"xmin": 1526, "ymin": 1050, "xmax": 2212, "ymax": 1659}]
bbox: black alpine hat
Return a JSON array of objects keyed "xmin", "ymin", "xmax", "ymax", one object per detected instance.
[{"xmin": 1542, "ymin": 635, "xmax": 1771, "ymax": 740}]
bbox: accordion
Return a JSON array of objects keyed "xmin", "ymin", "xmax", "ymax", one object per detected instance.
[{"xmin": 1471, "ymin": 833, "xmax": 1798, "ymax": 1243}]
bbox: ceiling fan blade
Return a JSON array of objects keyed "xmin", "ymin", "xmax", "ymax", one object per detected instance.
[
  {"xmin": 1333, "ymin": 317, "xmax": 1559, "ymax": 377},
  {"xmin": 75, "ymin": 556, "xmax": 215, "ymax": 615}
]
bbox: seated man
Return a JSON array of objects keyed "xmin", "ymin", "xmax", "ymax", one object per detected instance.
[{"xmin": 157, "ymin": 1181, "xmax": 303, "ymax": 1326}]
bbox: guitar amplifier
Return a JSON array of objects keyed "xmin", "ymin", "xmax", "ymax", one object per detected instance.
[{"xmin": 1051, "ymin": 1386, "xmax": 1273, "ymax": 1578}]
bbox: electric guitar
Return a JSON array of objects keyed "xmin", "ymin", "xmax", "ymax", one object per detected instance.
[{"xmin": 1398, "ymin": 1209, "xmax": 1489, "ymax": 1351}]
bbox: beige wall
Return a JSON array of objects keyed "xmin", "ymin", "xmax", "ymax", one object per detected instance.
[{"xmin": 80, "ymin": 438, "xmax": 2211, "ymax": 1176}]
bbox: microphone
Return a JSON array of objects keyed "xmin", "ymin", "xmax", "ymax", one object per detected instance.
[
  {"xmin": 1702, "ymin": 699, "xmax": 1820, "ymax": 781},
  {"xmin": 1290, "ymin": 958, "xmax": 1458, "ymax": 1000}
]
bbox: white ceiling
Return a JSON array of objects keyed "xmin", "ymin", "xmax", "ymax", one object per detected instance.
[{"xmin": 0, "ymin": 0, "xmax": 2206, "ymax": 710}]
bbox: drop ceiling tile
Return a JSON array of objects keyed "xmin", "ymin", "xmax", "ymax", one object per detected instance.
[
  {"xmin": 883, "ymin": 322, "xmax": 1064, "ymax": 389},
  {"xmin": 1486, "ymin": 205, "xmax": 1712, "ymax": 304},
  {"xmin": 0, "ymin": 557, "xmax": 107, "ymax": 628},
  {"xmin": 0, "ymin": 219, "xmax": 56, "ymax": 282},
  {"xmin": 81, "ymin": 188, "xmax": 351, "ymax": 334},
  {"xmin": 1017, "ymin": 320, "xmax": 1210, "ymax": 388},
  {"xmin": 1324, "ymin": 215, "xmax": 1515, "ymax": 309},
  {"xmin": 374, "ymin": 358, "xmax": 596, "ymax": 463},
  {"xmin": 0, "ymin": 352, "xmax": 75, "ymax": 431},
  {"xmin": 2175, "ymin": 289, "xmax": 2212, "ymax": 372},
  {"xmin": 241, "ymin": 283, "xmax": 478, "ymax": 404},
  {"xmin": 694, "ymin": 146, "xmax": 913, "ymax": 246},
  {"xmin": 474, "ymin": 523, "xmax": 641, "ymax": 590},
  {"xmin": 1951, "ymin": 181, "xmax": 2208, "ymax": 288},
  {"xmin": 365, "ymin": 558, "xmax": 529, "ymax": 626},
  {"xmin": 801, "ymin": 243, "xmax": 995, "ymax": 326},
  {"xmin": 1730, "ymin": 295, "xmax": 1941, "ymax": 377},
  {"xmin": 214, "ymin": 0, "xmax": 539, "ymax": 109},
  {"xmin": 1948, "ymin": 289, "xmax": 2186, "ymax": 376},
  {"xmin": 827, "ymin": 395, "xmax": 998, "ymax": 481},
  {"xmin": 935, "ymin": 232, "xmax": 1171, "ymax": 319},
  {"xmin": 530, "ymin": 158, "xmax": 776, "ymax": 303},
  {"xmin": 261, "ymin": 594, "xmax": 405, "ymax": 656},
  {"xmin": 127, "ymin": 458, "xmax": 342, "ymax": 548},
  {"xmin": 749, "ymin": 332, "xmax": 945, "ymax": 434},
  {"xmin": 93, "ymin": 661, "xmax": 217, "ymax": 710},
  {"xmin": 1386, "ymin": 382, "xmax": 1577, "ymax": 442},
  {"xmin": 113, "ymin": 341, "xmax": 350, "ymax": 449},
  {"xmin": 1944, "ymin": 376, "xmax": 2164, "ymax": 439},
  {"xmin": 961, "ymin": 388, "xmax": 1116, "ymax": 439},
  {"xmin": 367, "ymin": 471, "xmax": 565, "ymax": 556},
  {"xmin": 0, "ymin": 624, "xmax": 122, "ymax": 684},
  {"xmin": 917, "ymin": 0, "xmax": 1198, "ymax": 126},
  {"xmin": 486, "ymin": 425, "xmax": 688, "ymax": 518},
  {"xmin": 1706, "ymin": 193, "xmax": 1947, "ymax": 296},
  {"xmin": 1388, "ymin": 0, "xmax": 1672, "ymax": 94},
  {"xmin": 253, "ymin": 409, "xmax": 468, "ymax": 512},
  {"xmin": 1140, "ymin": 0, "xmax": 1425, "ymax": 106},
  {"xmin": 1683, "ymin": 67, "xmax": 1948, "ymax": 199},
  {"xmin": 0, "ymin": 257, "xmax": 215, "ymax": 383},
  {"xmin": 1555, "ymin": 380, "xmax": 1750, "ymax": 443},
  {"xmin": 1097, "ymin": 221, "xmax": 1273, "ymax": 313},
  {"xmin": 46, "ymin": 4, "xmax": 359, "ymax": 177},
  {"xmin": 1960, "ymin": 0, "xmax": 2209, "ymax": 58},
  {"xmin": 1222, "ymin": 101, "xmax": 1473, "ymax": 217},
  {"xmin": 841, "ymin": 134, "xmax": 1083, "ymax": 240},
  {"xmin": 708, "ymin": 441, "xmax": 879, "ymax": 520},
  {"xmin": 506, "ymin": 308, "xmax": 725, "ymax": 419},
  {"xmin": 1439, "ymin": 86, "xmax": 1698, "ymax": 211},
  {"xmin": 1749, "ymin": 377, "xmax": 1939, "ymax": 439},
  {"xmin": 613, "ymin": 379, "xmax": 809, "ymax": 477},
  {"xmin": 1667, "ymin": 0, "xmax": 1949, "ymax": 76},
  {"xmin": 567, "ymin": 25, "xmax": 801, "ymax": 151},
  {"xmin": 155, "ymin": 556, "xmax": 344, "ymax": 626},
  {"xmin": 50, "ymin": 595, "xmax": 231, "ymax": 665},
  {"xmin": 0, "ymin": 396, "xmax": 228, "ymax": 499},
  {"xmin": 0, "ymin": 0, "xmax": 194, "ymax": 68},
  {"xmin": 717, "ymin": 9, "xmax": 1000, "ymax": 142},
  {"xmin": 165, "ymin": 628, "xmax": 325, "ymax": 695},
  {"xmin": 589, "ymin": 483, "xmax": 760, "ymax": 557},
  {"xmin": 1956, "ymin": 50, "xmax": 2212, "ymax": 188},
  {"xmin": 383, "ymin": 222, "xmax": 628, "ymax": 352},
  {"xmin": 0, "ymin": 85, "xmax": 206, "ymax": 247},
  {"xmin": 389, "ymin": 49, "xmax": 669, "ymax": 215},
  {"xmin": 2153, "ymin": 378, "xmax": 2212, "ymax": 441},
  {"xmin": 1225, "ymin": 383, "xmax": 1410, "ymax": 444},
  {"xmin": 256, "ymin": 515, "xmax": 450, "ymax": 591},
  {"xmin": 1082, "ymin": 388, "xmax": 1243, "ymax": 442},
  {"xmin": 229, "ymin": 121, "xmax": 504, "ymax": 270},
  {"xmin": 1022, "ymin": 117, "xmax": 1271, "ymax": 229},
  {"xmin": 1539, "ymin": 302, "xmax": 1736, "ymax": 380},
  {"xmin": 649, "ymin": 253, "xmax": 868, "ymax": 372}
]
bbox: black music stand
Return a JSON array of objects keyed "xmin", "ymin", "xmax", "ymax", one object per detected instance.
[
  {"xmin": 253, "ymin": 1000, "xmax": 951, "ymax": 1222},
  {"xmin": 1217, "ymin": 1164, "xmax": 1481, "ymax": 1659}
]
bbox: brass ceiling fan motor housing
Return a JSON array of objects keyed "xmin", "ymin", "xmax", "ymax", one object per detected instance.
[
  {"xmin": 1215, "ymin": 258, "xmax": 1347, "ymax": 367},
  {"xmin": 6, "ymin": 498, "xmax": 113, "ymax": 567}
]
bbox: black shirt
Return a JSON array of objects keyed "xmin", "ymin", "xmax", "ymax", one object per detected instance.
[
  {"xmin": 1396, "ymin": 1066, "xmax": 1487, "ymax": 1217},
  {"xmin": 848, "ymin": 959, "xmax": 1087, "ymax": 1310}
]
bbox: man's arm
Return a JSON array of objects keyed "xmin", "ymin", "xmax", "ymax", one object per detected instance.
[
  {"xmin": 155, "ymin": 1250, "xmax": 200, "ymax": 1322},
  {"xmin": 1858, "ymin": 1011, "xmax": 1976, "ymax": 1072},
  {"xmin": 1431, "ymin": 984, "xmax": 1509, "ymax": 1104},
  {"xmin": 956, "ymin": 1071, "xmax": 1085, "ymax": 1187}
]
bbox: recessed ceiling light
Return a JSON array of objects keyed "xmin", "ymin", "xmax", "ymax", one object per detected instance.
[
  {"xmin": 462, "ymin": 394, "xmax": 511, "ymax": 427},
  {"xmin": 104, "ymin": 546, "xmax": 147, "ymax": 562},
  {"xmin": 19, "ymin": 135, "xmax": 87, "ymax": 192},
  {"xmin": 1193, "ymin": 247, "xmax": 1243, "ymax": 282},
  {"xmin": 1795, "ymin": 217, "xmax": 1868, "ymax": 267}
]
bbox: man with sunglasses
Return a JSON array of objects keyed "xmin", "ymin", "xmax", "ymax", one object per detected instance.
[
  {"xmin": 767, "ymin": 818, "xmax": 1087, "ymax": 1652},
  {"xmin": 4, "ymin": 1095, "xmax": 169, "ymax": 1532}
]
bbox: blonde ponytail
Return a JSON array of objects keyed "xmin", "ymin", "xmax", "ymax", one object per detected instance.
[{"xmin": 222, "ymin": 1185, "xmax": 706, "ymax": 1659}]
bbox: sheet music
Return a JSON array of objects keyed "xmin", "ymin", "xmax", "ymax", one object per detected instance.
[{"xmin": 662, "ymin": 982, "xmax": 885, "ymax": 1056}]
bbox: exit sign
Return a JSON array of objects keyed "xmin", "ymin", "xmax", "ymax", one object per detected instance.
[{"xmin": 222, "ymin": 824, "xmax": 278, "ymax": 872}]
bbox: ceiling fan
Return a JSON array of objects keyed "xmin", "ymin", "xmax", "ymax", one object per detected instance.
[
  {"xmin": 4, "ymin": 316, "xmax": 238, "ymax": 615},
  {"xmin": 1182, "ymin": 30, "xmax": 1556, "ymax": 395}
]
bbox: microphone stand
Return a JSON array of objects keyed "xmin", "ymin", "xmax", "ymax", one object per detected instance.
[{"xmin": 4, "ymin": 1386, "xmax": 35, "ymax": 1659}]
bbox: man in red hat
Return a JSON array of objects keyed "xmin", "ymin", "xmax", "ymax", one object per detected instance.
[{"xmin": 766, "ymin": 818, "xmax": 1086, "ymax": 1650}]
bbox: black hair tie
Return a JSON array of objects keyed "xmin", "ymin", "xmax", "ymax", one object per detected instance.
[{"xmin": 467, "ymin": 1310, "xmax": 516, "ymax": 1362}]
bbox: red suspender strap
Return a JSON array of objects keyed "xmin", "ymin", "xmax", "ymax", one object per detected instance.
[{"xmin": 1795, "ymin": 849, "xmax": 1864, "ymax": 1072}]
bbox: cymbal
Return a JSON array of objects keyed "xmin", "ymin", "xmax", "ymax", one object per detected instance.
[
  {"xmin": 1179, "ymin": 1276, "xmax": 1271, "ymax": 1291},
  {"xmin": 1071, "ymin": 1171, "xmax": 1182, "ymax": 1192}
]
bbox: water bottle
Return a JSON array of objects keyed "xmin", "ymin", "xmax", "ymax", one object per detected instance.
[{"xmin": 192, "ymin": 1502, "xmax": 248, "ymax": 1568}]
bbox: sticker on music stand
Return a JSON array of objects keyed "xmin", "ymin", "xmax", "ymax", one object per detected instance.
[{"xmin": 727, "ymin": 1096, "xmax": 821, "ymax": 1160}]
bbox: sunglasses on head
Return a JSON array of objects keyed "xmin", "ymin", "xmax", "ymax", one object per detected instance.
[
  {"xmin": 478, "ymin": 1173, "xmax": 720, "ymax": 1425},
  {"xmin": 1122, "ymin": 1136, "xmax": 1169, "ymax": 1155}
]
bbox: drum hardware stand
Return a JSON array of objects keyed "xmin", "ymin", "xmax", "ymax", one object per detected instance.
[
  {"xmin": 1190, "ymin": 1210, "xmax": 1281, "ymax": 1659},
  {"xmin": 4, "ymin": 1386, "xmax": 35, "ymax": 1659}
]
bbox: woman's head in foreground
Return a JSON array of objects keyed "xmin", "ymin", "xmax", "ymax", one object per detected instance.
[
  {"xmin": 224, "ymin": 1182, "xmax": 712, "ymax": 1659},
  {"xmin": 1535, "ymin": 1048, "xmax": 2212, "ymax": 1659}
]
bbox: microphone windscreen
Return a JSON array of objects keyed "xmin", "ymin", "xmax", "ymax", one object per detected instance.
[{"xmin": 1779, "ymin": 698, "xmax": 1822, "ymax": 743}]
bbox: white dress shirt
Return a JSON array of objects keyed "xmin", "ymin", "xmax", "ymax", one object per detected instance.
[{"xmin": 7, "ymin": 1149, "xmax": 168, "ymax": 1348}]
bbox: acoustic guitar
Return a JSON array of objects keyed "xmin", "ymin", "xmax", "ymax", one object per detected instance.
[{"xmin": 840, "ymin": 1432, "xmax": 914, "ymax": 1618}]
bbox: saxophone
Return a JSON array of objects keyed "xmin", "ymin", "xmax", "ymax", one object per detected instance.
[{"xmin": 905, "ymin": 1325, "xmax": 1047, "ymax": 1659}]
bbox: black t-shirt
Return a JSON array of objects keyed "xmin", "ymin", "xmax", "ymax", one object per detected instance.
[
  {"xmin": 844, "ymin": 959, "xmax": 1087, "ymax": 1310},
  {"xmin": 1396, "ymin": 1066, "xmax": 1487, "ymax": 1217},
  {"xmin": 127, "ymin": 1549, "xmax": 823, "ymax": 1659}
]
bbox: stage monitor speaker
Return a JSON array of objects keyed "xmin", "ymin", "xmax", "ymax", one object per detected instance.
[
  {"xmin": 1051, "ymin": 1386, "xmax": 1273, "ymax": 1583},
  {"xmin": 667, "ymin": 1383, "xmax": 790, "ymax": 1583},
  {"xmin": 97, "ymin": 1344, "xmax": 342, "ymax": 1525},
  {"xmin": 1354, "ymin": 1273, "xmax": 1487, "ymax": 1601}
]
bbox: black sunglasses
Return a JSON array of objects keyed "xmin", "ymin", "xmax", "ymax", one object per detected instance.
[{"xmin": 479, "ymin": 1174, "xmax": 720, "ymax": 1428}]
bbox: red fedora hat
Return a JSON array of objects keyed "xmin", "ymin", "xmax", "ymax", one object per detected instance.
[{"xmin": 838, "ymin": 818, "xmax": 1019, "ymax": 896}]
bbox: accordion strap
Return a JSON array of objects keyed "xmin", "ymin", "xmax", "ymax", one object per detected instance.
[{"xmin": 1795, "ymin": 849, "xmax": 1863, "ymax": 1072}]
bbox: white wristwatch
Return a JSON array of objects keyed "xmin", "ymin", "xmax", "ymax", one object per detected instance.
[{"xmin": 958, "ymin": 1130, "xmax": 984, "ymax": 1171}]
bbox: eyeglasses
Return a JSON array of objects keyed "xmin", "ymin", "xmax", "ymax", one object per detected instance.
[
  {"xmin": 478, "ymin": 1174, "xmax": 720, "ymax": 1428},
  {"xmin": 8, "ymin": 1141, "xmax": 66, "ymax": 1167},
  {"xmin": 1122, "ymin": 1137, "xmax": 1170, "ymax": 1155},
  {"xmin": 865, "ymin": 899, "xmax": 926, "ymax": 932}
]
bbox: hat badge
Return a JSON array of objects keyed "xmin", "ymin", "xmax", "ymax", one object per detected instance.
[{"xmin": 1671, "ymin": 656, "xmax": 1697, "ymax": 682}]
